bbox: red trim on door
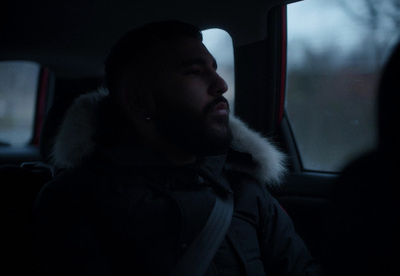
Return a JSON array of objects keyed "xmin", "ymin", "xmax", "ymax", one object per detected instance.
[
  {"xmin": 32, "ymin": 67, "xmax": 50, "ymax": 146},
  {"xmin": 278, "ymin": 6, "xmax": 287, "ymax": 124}
]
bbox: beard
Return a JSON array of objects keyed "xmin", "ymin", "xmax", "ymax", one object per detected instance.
[{"xmin": 153, "ymin": 96, "xmax": 233, "ymax": 156}]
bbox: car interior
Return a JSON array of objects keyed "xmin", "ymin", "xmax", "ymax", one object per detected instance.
[{"xmin": 1, "ymin": 0, "xmax": 399, "ymax": 274}]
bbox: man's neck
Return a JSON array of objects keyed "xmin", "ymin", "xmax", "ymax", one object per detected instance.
[
  {"xmin": 132, "ymin": 117, "xmax": 196, "ymax": 166},
  {"xmin": 159, "ymin": 143, "xmax": 197, "ymax": 165}
]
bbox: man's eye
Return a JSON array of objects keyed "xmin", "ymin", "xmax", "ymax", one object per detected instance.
[{"xmin": 185, "ymin": 67, "xmax": 202, "ymax": 75}]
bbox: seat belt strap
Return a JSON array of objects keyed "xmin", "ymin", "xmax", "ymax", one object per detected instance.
[{"xmin": 172, "ymin": 193, "xmax": 234, "ymax": 276}]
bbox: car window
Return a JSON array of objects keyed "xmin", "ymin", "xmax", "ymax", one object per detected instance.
[
  {"xmin": 202, "ymin": 28, "xmax": 235, "ymax": 113},
  {"xmin": 0, "ymin": 61, "xmax": 40, "ymax": 147},
  {"xmin": 286, "ymin": 0, "xmax": 400, "ymax": 172}
]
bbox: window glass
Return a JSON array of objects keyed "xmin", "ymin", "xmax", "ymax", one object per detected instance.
[
  {"xmin": 286, "ymin": 0, "xmax": 400, "ymax": 172},
  {"xmin": 202, "ymin": 28, "xmax": 235, "ymax": 113},
  {"xmin": 0, "ymin": 61, "xmax": 40, "ymax": 147}
]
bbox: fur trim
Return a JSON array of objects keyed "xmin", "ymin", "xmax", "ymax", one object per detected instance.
[
  {"xmin": 51, "ymin": 88, "xmax": 108, "ymax": 168},
  {"xmin": 229, "ymin": 116, "xmax": 287, "ymax": 187},
  {"xmin": 51, "ymin": 88, "xmax": 286, "ymax": 186}
]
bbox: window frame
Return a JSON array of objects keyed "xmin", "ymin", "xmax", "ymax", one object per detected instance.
[
  {"xmin": 0, "ymin": 62, "xmax": 53, "ymax": 164},
  {"xmin": 278, "ymin": 3, "xmax": 305, "ymax": 173}
]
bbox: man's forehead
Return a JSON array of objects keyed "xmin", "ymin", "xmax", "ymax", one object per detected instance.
[
  {"xmin": 157, "ymin": 38, "xmax": 215, "ymax": 65},
  {"xmin": 178, "ymin": 57, "xmax": 218, "ymax": 69}
]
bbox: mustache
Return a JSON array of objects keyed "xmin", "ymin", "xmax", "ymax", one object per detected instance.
[{"xmin": 204, "ymin": 96, "xmax": 230, "ymax": 114}]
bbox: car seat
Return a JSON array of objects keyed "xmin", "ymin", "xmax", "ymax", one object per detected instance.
[
  {"xmin": 1, "ymin": 86, "xmax": 99, "ymax": 274},
  {"xmin": 321, "ymin": 42, "xmax": 400, "ymax": 276}
]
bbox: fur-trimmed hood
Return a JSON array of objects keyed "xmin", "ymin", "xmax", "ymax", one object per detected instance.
[{"xmin": 51, "ymin": 88, "xmax": 287, "ymax": 186}]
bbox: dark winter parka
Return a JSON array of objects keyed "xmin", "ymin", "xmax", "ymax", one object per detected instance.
[{"xmin": 33, "ymin": 89, "xmax": 321, "ymax": 275}]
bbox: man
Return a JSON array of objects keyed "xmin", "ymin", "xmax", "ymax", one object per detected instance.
[{"xmin": 34, "ymin": 21, "xmax": 321, "ymax": 275}]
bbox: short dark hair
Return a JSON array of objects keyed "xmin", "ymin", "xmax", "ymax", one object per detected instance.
[{"xmin": 105, "ymin": 20, "xmax": 203, "ymax": 96}]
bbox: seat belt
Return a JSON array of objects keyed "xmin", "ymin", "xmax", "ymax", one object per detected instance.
[{"xmin": 172, "ymin": 193, "xmax": 234, "ymax": 276}]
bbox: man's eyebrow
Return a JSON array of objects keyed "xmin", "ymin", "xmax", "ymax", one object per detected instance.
[{"xmin": 179, "ymin": 57, "xmax": 218, "ymax": 70}]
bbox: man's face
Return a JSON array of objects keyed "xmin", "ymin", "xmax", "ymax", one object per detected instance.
[{"xmin": 149, "ymin": 37, "xmax": 232, "ymax": 156}]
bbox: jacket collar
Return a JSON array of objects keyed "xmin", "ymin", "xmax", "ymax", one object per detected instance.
[
  {"xmin": 89, "ymin": 144, "xmax": 231, "ymax": 193},
  {"xmin": 51, "ymin": 88, "xmax": 287, "ymax": 187}
]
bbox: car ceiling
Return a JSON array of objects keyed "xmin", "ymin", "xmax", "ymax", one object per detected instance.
[{"xmin": 1, "ymin": 0, "xmax": 298, "ymax": 78}]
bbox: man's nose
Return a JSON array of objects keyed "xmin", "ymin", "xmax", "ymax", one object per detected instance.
[{"xmin": 209, "ymin": 72, "xmax": 228, "ymax": 95}]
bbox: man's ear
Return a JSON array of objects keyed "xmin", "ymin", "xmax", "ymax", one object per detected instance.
[{"xmin": 121, "ymin": 83, "xmax": 155, "ymax": 120}]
